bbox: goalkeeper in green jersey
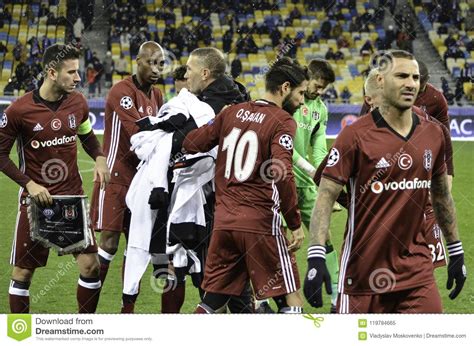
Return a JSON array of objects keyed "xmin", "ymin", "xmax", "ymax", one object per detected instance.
[{"xmin": 289, "ymin": 59, "xmax": 339, "ymax": 311}]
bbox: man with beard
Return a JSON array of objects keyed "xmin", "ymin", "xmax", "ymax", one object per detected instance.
[
  {"xmin": 288, "ymin": 59, "xmax": 340, "ymax": 312},
  {"xmin": 304, "ymin": 50, "xmax": 466, "ymax": 313},
  {"xmin": 184, "ymin": 57, "xmax": 308, "ymax": 314},
  {"xmin": 89, "ymin": 41, "xmax": 164, "ymax": 313}
]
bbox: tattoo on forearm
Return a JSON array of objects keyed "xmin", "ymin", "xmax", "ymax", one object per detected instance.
[
  {"xmin": 309, "ymin": 179, "xmax": 342, "ymax": 246},
  {"xmin": 431, "ymin": 174, "xmax": 459, "ymax": 243}
]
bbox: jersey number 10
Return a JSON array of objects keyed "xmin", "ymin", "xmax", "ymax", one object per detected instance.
[{"xmin": 222, "ymin": 127, "xmax": 259, "ymax": 182}]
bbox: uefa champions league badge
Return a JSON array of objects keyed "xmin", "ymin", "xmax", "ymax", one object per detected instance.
[
  {"xmin": 120, "ymin": 96, "xmax": 134, "ymax": 110},
  {"xmin": 0, "ymin": 112, "xmax": 7, "ymax": 128}
]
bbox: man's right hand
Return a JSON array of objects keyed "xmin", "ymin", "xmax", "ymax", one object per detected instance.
[{"xmin": 26, "ymin": 180, "xmax": 52, "ymax": 207}]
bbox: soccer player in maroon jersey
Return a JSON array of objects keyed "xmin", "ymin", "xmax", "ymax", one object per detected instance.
[
  {"xmin": 183, "ymin": 57, "xmax": 307, "ymax": 313},
  {"xmin": 0, "ymin": 44, "xmax": 110, "ymax": 313},
  {"xmin": 305, "ymin": 50, "xmax": 466, "ymax": 313},
  {"xmin": 88, "ymin": 41, "xmax": 164, "ymax": 313}
]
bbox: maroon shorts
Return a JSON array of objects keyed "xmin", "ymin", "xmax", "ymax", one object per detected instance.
[
  {"xmin": 90, "ymin": 182, "xmax": 131, "ymax": 233},
  {"xmin": 10, "ymin": 204, "xmax": 98, "ymax": 269},
  {"xmin": 424, "ymin": 211, "xmax": 447, "ymax": 268},
  {"xmin": 337, "ymin": 281, "xmax": 442, "ymax": 313},
  {"xmin": 202, "ymin": 230, "xmax": 300, "ymax": 300}
]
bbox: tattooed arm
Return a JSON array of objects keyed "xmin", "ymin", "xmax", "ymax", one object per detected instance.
[
  {"xmin": 430, "ymin": 173, "xmax": 459, "ymax": 243},
  {"xmin": 309, "ymin": 177, "xmax": 344, "ymax": 246}
]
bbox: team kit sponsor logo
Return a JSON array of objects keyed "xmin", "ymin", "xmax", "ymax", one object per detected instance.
[
  {"xmin": 370, "ymin": 178, "xmax": 431, "ymax": 194},
  {"xmin": 33, "ymin": 123, "xmax": 44, "ymax": 131},
  {"xmin": 31, "ymin": 135, "xmax": 77, "ymax": 149}
]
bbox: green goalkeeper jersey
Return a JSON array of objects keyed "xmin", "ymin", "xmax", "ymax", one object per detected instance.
[{"xmin": 292, "ymin": 96, "xmax": 328, "ymax": 187}]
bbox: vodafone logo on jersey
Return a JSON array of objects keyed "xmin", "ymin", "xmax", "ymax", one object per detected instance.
[
  {"xmin": 397, "ymin": 153, "xmax": 412, "ymax": 170},
  {"xmin": 30, "ymin": 135, "xmax": 76, "ymax": 149},
  {"xmin": 370, "ymin": 178, "xmax": 431, "ymax": 194},
  {"xmin": 51, "ymin": 118, "xmax": 62, "ymax": 131}
]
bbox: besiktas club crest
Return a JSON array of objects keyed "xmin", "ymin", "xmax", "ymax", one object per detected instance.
[
  {"xmin": 62, "ymin": 205, "xmax": 78, "ymax": 220},
  {"xmin": 423, "ymin": 149, "xmax": 432, "ymax": 171}
]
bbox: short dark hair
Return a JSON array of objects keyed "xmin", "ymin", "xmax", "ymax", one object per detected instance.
[
  {"xmin": 173, "ymin": 65, "xmax": 187, "ymax": 81},
  {"xmin": 42, "ymin": 44, "xmax": 80, "ymax": 71},
  {"xmin": 265, "ymin": 57, "xmax": 309, "ymax": 93},
  {"xmin": 308, "ymin": 58, "xmax": 335, "ymax": 83},
  {"xmin": 190, "ymin": 47, "xmax": 226, "ymax": 79}
]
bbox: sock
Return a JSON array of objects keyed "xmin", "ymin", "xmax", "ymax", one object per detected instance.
[
  {"xmin": 77, "ymin": 275, "xmax": 102, "ymax": 313},
  {"xmin": 325, "ymin": 244, "xmax": 340, "ymax": 305},
  {"xmin": 121, "ymin": 293, "xmax": 138, "ymax": 313},
  {"xmin": 195, "ymin": 303, "xmax": 214, "ymax": 314},
  {"xmin": 161, "ymin": 281, "xmax": 185, "ymax": 313},
  {"xmin": 9, "ymin": 280, "xmax": 30, "ymax": 313},
  {"xmin": 279, "ymin": 306, "xmax": 303, "ymax": 313},
  {"xmin": 98, "ymin": 247, "xmax": 116, "ymax": 287}
]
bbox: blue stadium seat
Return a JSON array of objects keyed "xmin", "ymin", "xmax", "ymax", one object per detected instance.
[
  {"xmin": 452, "ymin": 67, "xmax": 461, "ymax": 78},
  {"xmin": 251, "ymin": 66, "xmax": 260, "ymax": 74},
  {"xmin": 3, "ymin": 61, "xmax": 12, "ymax": 70}
]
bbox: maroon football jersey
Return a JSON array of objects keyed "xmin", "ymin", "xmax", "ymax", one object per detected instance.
[
  {"xmin": 103, "ymin": 76, "xmax": 163, "ymax": 186},
  {"xmin": 0, "ymin": 90, "xmax": 90, "ymax": 195},
  {"xmin": 360, "ymin": 86, "xmax": 453, "ymax": 176},
  {"xmin": 184, "ymin": 100, "xmax": 301, "ymax": 234},
  {"xmin": 415, "ymin": 83, "xmax": 449, "ymax": 130},
  {"xmin": 322, "ymin": 109, "xmax": 446, "ymax": 295}
]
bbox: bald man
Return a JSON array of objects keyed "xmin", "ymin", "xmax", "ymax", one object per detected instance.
[{"xmin": 89, "ymin": 41, "xmax": 164, "ymax": 311}]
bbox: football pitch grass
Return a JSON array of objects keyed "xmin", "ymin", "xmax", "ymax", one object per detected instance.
[{"xmin": 0, "ymin": 139, "xmax": 473, "ymax": 314}]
